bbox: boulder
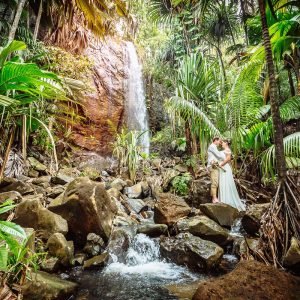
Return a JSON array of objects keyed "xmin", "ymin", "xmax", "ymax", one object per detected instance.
[
  {"xmin": 51, "ymin": 173, "xmax": 74, "ymax": 185},
  {"xmin": 154, "ymin": 192, "xmax": 191, "ymax": 225},
  {"xmin": 151, "ymin": 158, "xmax": 162, "ymax": 170},
  {"xmin": 15, "ymin": 198, "xmax": 68, "ymax": 239},
  {"xmin": 192, "ymin": 260, "xmax": 300, "ymax": 300},
  {"xmin": 48, "ymin": 177, "xmax": 117, "ymax": 247},
  {"xmin": 187, "ymin": 178, "xmax": 211, "ymax": 207},
  {"xmin": 127, "ymin": 198, "xmax": 146, "ymax": 214},
  {"xmin": 0, "ymin": 178, "xmax": 34, "ymax": 195},
  {"xmin": 110, "ymin": 178, "xmax": 127, "ymax": 191},
  {"xmin": 72, "ymin": 253, "xmax": 87, "ymax": 266},
  {"xmin": 160, "ymin": 233, "xmax": 223, "ymax": 270},
  {"xmin": 28, "ymin": 169, "xmax": 39, "ymax": 178},
  {"xmin": 22, "ymin": 271, "xmax": 77, "ymax": 300},
  {"xmin": 241, "ymin": 203, "xmax": 270, "ymax": 235},
  {"xmin": 0, "ymin": 191, "xmax": 22, "ymax": 203},
  {"xmin": 28, "ymin": 157, "xmax": 47, "ymax": 172},
  {"xmin": 176, "ymin": 216, "xmax": 230, "ymax": 246},
  {"xmin": 41, "ymin": 257, "xmax": 60, "ymax": 273},
  {"xmin": 83, "ymin": 252, "xmax": 109, "ymax": 269},
  {"xmin": 188, "ymin": 216, "xmax": 230, "ymax": 246},
  {"xmin": 124, "ymin": 182, "xmax": 149, "ymax": 199},
  {"xmin": 46, "ymin": 233, "xmax": 74, "ymax": 266},
  {"xmin": 83, "ymin": 233, "xmax": 105, "ymax": 257},
  {"xmin": 32, "ymin": 176, "xmax": 51, "ymax": 186},
  {"xmin": 46, "ymin": 185, "xmax": 65, "ymax": 199},
  {"xmin": 283, "ymin": 237, "xmax": 300, "ymax": 269},
  {"xmin": 137, "ymin": 224, "xmax": 168, "ymax": 237},
  {"xmin": 200, "ymin": 203, "xmax": 239, "ymax": 227}
]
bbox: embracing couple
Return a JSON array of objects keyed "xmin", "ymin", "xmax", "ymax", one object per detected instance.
[{"xmin": 207, "ymin": 137, "xmax": 245, "ymax": 211}]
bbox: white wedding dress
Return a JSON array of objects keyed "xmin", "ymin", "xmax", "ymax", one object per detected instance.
[{"xmin": 219, "ymin": 150, "xmax": 246, "ymax": 211}]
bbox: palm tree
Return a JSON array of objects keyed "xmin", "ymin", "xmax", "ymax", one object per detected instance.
[
  {"xmin": 258, "ymin": 0, "xmax": 286, "ymax": 180},
  {"xmin": 257, "ymin": 0, "xmax": 300, "ymax": 267}
]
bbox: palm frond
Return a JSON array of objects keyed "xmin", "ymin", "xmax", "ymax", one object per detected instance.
[
  {"xmin": 261, "ymin": 132, "xmax": 300, "ymax": 179},
  {"xmin": 165, "ymin": 96, "xmax": 221, "ymax": 137}
]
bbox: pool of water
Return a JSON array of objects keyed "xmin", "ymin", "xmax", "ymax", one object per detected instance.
[{"xmin": 71, "ymin": 234, "xmax": 239, "ymax": 300}]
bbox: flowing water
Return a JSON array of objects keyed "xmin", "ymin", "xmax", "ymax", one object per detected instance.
[
  {"xmin": 74, "ymin": 234, "xmax": 204, "ymax": 300},
  {"xmin": 125, "ymin": 42, "xmax": 150, "ymax": 154}
]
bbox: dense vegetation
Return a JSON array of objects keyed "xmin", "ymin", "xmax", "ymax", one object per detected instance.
[{"xmin": 0, "ymin": 0, "xmax": 299, "ymax": 297}]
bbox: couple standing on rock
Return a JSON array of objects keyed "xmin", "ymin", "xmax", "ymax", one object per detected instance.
[{"xmin": 207, "ymin": 137, "xmax": 245, "ymax": 211}]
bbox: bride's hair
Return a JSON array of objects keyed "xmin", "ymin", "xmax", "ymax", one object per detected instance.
[{"xmin": 222, "ymin": 139, "xmax": 231, "ymax": 146}]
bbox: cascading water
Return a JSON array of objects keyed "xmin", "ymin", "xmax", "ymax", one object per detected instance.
[
  {"xmin": 75, "ymin": 234, "xmax": 201, "ymax": 300},
  {"xmin": 125, "ymin": 42, "xmax": 150, "ymax": 154}
]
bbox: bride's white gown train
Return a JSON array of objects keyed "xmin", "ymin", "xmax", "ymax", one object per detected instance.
[{"xmin": 219, "ymin": 150, "xmax": 245, "ymax": 211}]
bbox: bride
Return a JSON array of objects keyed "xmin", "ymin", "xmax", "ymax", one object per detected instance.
[{"xmin": 219, "ymin": 140, "xmax": 245, "ymax": 211}]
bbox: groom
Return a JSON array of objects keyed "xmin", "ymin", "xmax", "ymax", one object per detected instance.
[{"xmin": 207, "ymin": 137, "xmax": 224, "ymax": 203}]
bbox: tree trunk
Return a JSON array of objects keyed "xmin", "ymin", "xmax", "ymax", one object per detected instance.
[
  {"xmin": 8, "ymin": 0, "xmax": 27, "ymax": 43},
  {"xmin": 33, "ymin": 0, "xmax": 43, "ymax": 42},
  {"xmin": 287, "ymin": 68, "xmax": 295, "ymax": 97},
  {"xmin": 258, "ymin": 0, "xmax": 287, "ymax": 181}
]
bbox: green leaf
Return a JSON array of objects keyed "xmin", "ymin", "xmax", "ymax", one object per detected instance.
[
  {"xmin": 0, "ymin": 40, "xmax": 27, "ymax": 67},
  {"xmin": 0, "ymin": 221, "xmax": 26, "ymax": 239}
]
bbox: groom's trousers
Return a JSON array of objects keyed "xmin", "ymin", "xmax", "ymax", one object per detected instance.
[{"xmin": 209, "ymin": 167, "xmax": 219, "ymax": 197}]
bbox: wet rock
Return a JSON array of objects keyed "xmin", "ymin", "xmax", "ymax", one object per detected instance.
[
  {"xmin": 72, "ymin": 253, "xmax": 87, "ymax": 266},
  {"xmin": 154, "ymin": 192, "xmax": 191, "ymax": 226},
  {"xmin": 113, "ymin": 215, "xmax": 137, "ymax": 227},
  {"xmin": 107, "ymin": 227, "xmax": 136, "ymax": 263},
  {"xmin": 83, "ymin": 252, "xmax": 109, "ymax": 269},
  {"xmin": 200, "ymin": 203, "xmax": 239, "ymax": 227},
  {"xmin": 110, "ymin": 178, "xmax": 127, "ymax": 191},
  {"xmin": 127, "ymin": 198, "xmax": 146, "ymax": 214},
  {"xmin": 137, "ymin": 224, "xmax": 168, "ymax": 237},
  {"xmin": 83, "ymin": 233, "xmax": 105, "ymax": 257},
  {"xmin": 188, "ymin": 216, "xmax": 230, "ymax": 246},
  {"xmin": 28, "ymin": 157, "xmax": 47, "ymax": 172},
  {"xmin": 283, "ymin": 237, "xmax": 300, "ymax": 269},
  {"xmin": 0, "ymin": 178, "xmax": 34, "ymax": 195},
  {"xmin": 241, "ymin": 203, "xmax": 270, "ymax": 235},
  {"xmin": 192, "ymin": 260, "xmax": 300, "ymax": 300},
  {"xmin": 41, "ymin": 257, "xmax": 60, "ymax": 273},
  {"xmin": 15, "ymin": 198, "xmax": 68, "ymax": 239},
  {"xmin": 124, "ymin": 182, "xmax": 143, "ymax": 199},
  {"xmin": 22, "ymin": 270, "xmax": 77, "ymax": 300},
  {"xmin": 46, "ymin": 233, "xmax": 74, "ymax": 266},
  {"xmin": 49, "ymin": 177, "xmax": 117, "ymax": 247},
  {"xmin": 160, "ymin": 233, "xmax": 223, "ymax": 270}
]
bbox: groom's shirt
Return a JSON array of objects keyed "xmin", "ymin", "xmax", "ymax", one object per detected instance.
[{"xmin": 207, "ymin": 143, "xmax": 223, "ymax": 168}]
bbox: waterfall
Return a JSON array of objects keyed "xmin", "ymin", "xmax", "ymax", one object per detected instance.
[
  {"xmin": 105, "ymin": 234, "xmax": 197, "ymax": 280},
  {"xmin": 125, "ymin": 42, "xmax": 150, "ymax": 154}
]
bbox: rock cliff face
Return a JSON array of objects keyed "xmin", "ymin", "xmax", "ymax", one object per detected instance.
[{"xmin": 70, "ymin": 38, "xmax": 128, "ymax": 155}]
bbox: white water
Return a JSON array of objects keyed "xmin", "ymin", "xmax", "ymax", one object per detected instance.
[
  {"xmin": 105, "ymin": 233, "xmax": 197, "ymax": 280},
  {"xmin": 125, "ymin": 42, "xmax": 150, "ymax": 154}
]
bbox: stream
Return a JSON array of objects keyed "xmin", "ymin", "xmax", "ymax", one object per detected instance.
[{"xmin": 70, "ymin": 225, "xmax": 242, "ymax": 300}]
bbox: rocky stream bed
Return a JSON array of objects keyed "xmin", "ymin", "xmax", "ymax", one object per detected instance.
[{"xmin": 1, "ymin": 154, "xmax": 299, "ymax": 300}]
